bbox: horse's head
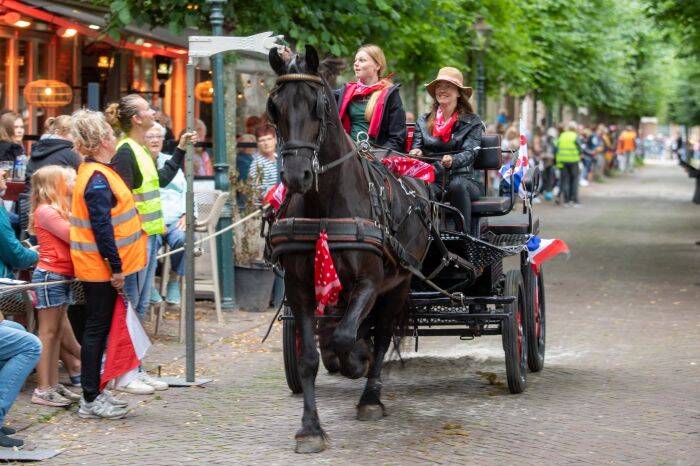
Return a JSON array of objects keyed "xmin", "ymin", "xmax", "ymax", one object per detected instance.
[{"xmin": 268, "ymin": 45, "xmax": 331, "ymax": 194}]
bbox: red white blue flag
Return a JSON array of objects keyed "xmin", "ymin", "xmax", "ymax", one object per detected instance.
[
  {"xmin": 527, "ymin": 236, "xmax": 569, "ymax": 267},
  {"xmin": 498, "ymin": 109, "xmax": 529, "ymax": 197}
]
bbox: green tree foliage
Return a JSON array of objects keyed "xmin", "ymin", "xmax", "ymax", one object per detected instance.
[{"xmin": 93, "ymin": 0, "xmax": 689, "ymax": 122}]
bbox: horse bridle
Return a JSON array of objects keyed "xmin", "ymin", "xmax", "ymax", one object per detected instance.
[{"xmin": 270, "ymin": 73, "xmax": 360, "ymax": 190}]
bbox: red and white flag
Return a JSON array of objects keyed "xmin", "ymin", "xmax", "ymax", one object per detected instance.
[
  {"xmin": 314, "ymin": 230, "xmax": 342, "ymax": 316},
  {"xmin": 100, "ymin": 295, "xmax": 151, "ymax": 389},
  {"xmin": 527, "ymin": 236, "xmax": 570, "ymax": 267},
  {"xmin": 263, "ymin": 182, "xmax": 287, "ymax": 212}
]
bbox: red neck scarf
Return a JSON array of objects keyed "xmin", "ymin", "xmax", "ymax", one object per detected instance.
[
  {"xmin": 432, "ymin": 108, "xmax": 459, "ymax": 143},
  {"xmin": 338, "ymin": 79, "xmax": 392, "ymax": 139}
]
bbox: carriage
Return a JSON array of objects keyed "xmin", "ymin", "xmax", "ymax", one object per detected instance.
[{"xmin": 278, "ymin": 132, "xmax": 546, "ymax": 395}]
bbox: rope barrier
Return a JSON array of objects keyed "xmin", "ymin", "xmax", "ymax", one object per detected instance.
[
  {"xmin": 155, "ymin": 208, "xmax": 262, "ymax": 260},
  {"xmin": 0, "ymin": 208, "xmax": 265, "ymax": 296}
]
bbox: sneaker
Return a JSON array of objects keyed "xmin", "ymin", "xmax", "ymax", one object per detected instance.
[
  {"xmin": 149, "ymin": 286, "xmax": 163, "ymax": 304},
  {"xmin": 1, "ymin": 426, "xmax": 16, "ymax": 435},
  {"xmin": 78, "ymin": 394, "xmax": 128, "ymax": 419},
  {"xmin": 579, "ymin": 179, "xmax": 589, "ymax": 187},
  {"xmin": 0, "ymin": 432, "xmax": 23, "ymax": 448},
  {"xmin": 69, "ymin": 374, "xmax": 81, "ymax": 387},
  {"xmin": 54, "ymin": 384, "xmax": 81, "ymax": 403},
  {"xmin": 572, "ymin": 202, "xmax": 582, "ymax": 208},
  {"xmin": 137, "ymin": 371, "xmax": 169, "ymax": 391},
  {"xmin": 102, "ymin": 390, "xmax": 128, "ymax": 408},
  {"xmin": 165, "ymin": 280, "xmax": 180, "ymax": 305},
  {"xmin": 115, "ymin": 379, "xmax": 155, "ymax": 395},
  {"xmin": 31, "ymin": 388, "xmax": 72, "ymax": 407}
]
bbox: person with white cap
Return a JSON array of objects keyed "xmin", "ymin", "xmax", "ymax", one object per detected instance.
[{"xmin": 409, "ymin": 67, "xmax": 485, "ymax": 233}]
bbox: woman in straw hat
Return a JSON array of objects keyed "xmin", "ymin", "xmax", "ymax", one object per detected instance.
[
  {"xmin": 409, "ymin": 67, "xmax": 485, "ymax": 233},
  {"xmin": 335, "ymin": 44, "xmax": 406, "ymax": 151}
]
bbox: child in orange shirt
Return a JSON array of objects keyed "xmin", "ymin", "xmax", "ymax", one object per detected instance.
[{"xmin": 29, "ymin": 165, "xmax": 81, "ymax": 407}]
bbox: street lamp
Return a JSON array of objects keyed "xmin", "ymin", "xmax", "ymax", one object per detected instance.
[
  {"xmin": 205, "ymin": 0, "xmax": 236, "ymax": 311},
  {"xmin": 473, "ymin": 16, "xmax": 492, "ymax": 118}
]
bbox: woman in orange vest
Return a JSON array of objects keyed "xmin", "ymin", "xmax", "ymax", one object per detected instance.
[{"xmin": 69, "ymin": 110, "xmax": 147, "ymax": 420}]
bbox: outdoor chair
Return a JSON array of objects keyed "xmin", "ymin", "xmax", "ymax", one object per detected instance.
[{"xmin": 151, "ymin": 190, "xmax": 228, "ymax": 341}]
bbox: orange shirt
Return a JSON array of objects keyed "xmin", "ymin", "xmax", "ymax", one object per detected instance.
[
  {"xmin": 617, "ymin": 130, "xmax": 636, "ymax": 153},
  {"xmin": 34, "ymin": 204, "xmax": 74, "ymax": 276}
]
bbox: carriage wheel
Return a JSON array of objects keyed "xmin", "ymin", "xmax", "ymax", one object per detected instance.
[
  {"xmin": 282, "ymin": 308, "xmax": 303, "ymax": 394},
  {"xmin": 502, "ymin": 270, "xmax": 527, "ymax": 394},
  {"xmin": 526, "ymin": 265, "xmax": 546, "ymax": 372}
]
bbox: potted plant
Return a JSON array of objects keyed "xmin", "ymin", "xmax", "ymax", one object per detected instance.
[{"xmin": 231, "ymin": 166, "xmax": 276, "ymax": 311}]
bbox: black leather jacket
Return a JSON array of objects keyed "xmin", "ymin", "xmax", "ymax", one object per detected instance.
[{"xmin": 412, "ymin": 112, "xmax": 485, "ymax": 178}]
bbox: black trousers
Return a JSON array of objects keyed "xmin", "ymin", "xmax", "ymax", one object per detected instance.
[
  {"xmin": 560, "ymin": 162, "xmax": 579, "ymax": 203},
  {"xmin": 80, "ymin": 281, "xmax": 118, "ymax": 402},
  {"xmin": 445, "ymin": 175, "xmax": 482, "ymax": 233}
]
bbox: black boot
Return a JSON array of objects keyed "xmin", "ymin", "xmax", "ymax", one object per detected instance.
[{"xmin": 0, "ymin": 432, "xmax": 23, "ymax": 448}]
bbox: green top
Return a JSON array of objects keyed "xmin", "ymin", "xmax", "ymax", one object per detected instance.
[{"xmin": 349, "ymin": 99, "xmax": 369, "ymax": 142}]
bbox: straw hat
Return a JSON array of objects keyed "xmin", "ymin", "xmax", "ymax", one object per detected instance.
[{"xmin": 425, "ymin": 67, "xmax": 473, "ymax": 101}]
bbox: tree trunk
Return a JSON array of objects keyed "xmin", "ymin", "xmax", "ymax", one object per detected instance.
[{"xmin": 223, "ymin": 57, "xmax": 238, "ymax": 194}]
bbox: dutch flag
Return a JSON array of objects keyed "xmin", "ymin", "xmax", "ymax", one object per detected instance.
[
  {"xmin": 527, "ymin": 236, "xmax": 570, "ymax": 267},
  {"xmin": 499, "ymin": 109, "xmax": 530, "ymax": 198}
]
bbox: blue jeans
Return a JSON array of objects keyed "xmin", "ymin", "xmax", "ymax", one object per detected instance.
[
  {"xmin": 0, "ymin": 320, "xmax": 42, "ymax": 426},
  {"xmin": 124, "ymin": 234, "xmax": 159, "ymax": 318},
  {"xmin": 157, "ymin": 222, "xmax": 185, "ymax": 277}
]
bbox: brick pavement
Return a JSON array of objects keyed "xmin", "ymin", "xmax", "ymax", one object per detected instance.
[{"xmin": 5, "ymin": 162, "xmax": 700, "ymax": 465}]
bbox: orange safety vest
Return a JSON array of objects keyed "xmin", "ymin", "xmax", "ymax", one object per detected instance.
[{"xmin": 70, "ymin": 161, "xmax": 147, "ymax": 282}]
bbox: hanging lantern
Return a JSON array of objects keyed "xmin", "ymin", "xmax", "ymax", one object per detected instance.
[
  {"xmin": 195, "ymin": 80, "xmax": 214, "ymax": 104},
  {"xmin": 23, "ymin": 79, "xmax": 73, "ymax": 107}
]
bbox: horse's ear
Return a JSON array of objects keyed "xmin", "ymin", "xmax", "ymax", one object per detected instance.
[
  {"xmin": 269, "ymin": 48, "xmax": 286, "ymax": 76},
  {"xmin": 305, "ymin": 44, "xmax": 319, "ymax": 74}
]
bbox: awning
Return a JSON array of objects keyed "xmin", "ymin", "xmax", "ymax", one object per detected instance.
[{"xmin": 0, "ymin": 0, "xmax": 188, "ymax": 58}]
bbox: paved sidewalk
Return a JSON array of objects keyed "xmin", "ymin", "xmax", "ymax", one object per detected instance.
[{"xmin": 5, "ymin": 163, "xmax": 700, "ymax": 465}]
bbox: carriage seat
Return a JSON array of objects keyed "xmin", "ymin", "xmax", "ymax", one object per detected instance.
[
  {"xmin": 471, "ymin": 134, "xmax": 513, "ymax": 217},
  {"xmin": 472, "ymin": 196, "xmax": 511, "ymax": 215},
  {"xmin": 480, "ymin": 214, "xmax": 539, "ymax": 235}
]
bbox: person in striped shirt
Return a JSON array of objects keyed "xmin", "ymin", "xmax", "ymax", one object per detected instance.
[{"xmin": 247, "ymin": 124, "xmax": 279, "ymax": 203}]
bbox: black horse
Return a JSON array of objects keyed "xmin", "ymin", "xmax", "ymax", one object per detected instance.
[{"xmin": 267, "ymin": 45, "xmax": 432, "ymax": 453}]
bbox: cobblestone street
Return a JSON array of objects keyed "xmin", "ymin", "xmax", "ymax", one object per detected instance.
[{"xmin": 7, "ymin": 162, "xmax": 700, "ymax": 465}]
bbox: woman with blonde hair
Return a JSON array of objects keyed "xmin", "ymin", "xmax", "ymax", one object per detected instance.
[
  {"xmin": 70, "ymin": 109, "xmax": 146, "ymax": 419},
  {"xmin": 335, "ymin": 44, "xmax": 406, "ymax": 151},
  {"xmin": 28, "ymin": 165, "xmax": 81, "ymax": 407},
  {"xmin": 105, "ymin": 95, "xmax": 193, "ymax": 347}
]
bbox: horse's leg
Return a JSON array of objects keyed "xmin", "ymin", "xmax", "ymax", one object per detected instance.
[
  {"xmin": 317, "ymin": 317, "xmax": 340, "ymax": 374},
  {"xmin": 294, "ymin": 308, "xmax": 327, "ymax": 453},
  {"xmin": 333, "ymin": 279, "xmax": 377, "ymax": 379},
  {"xmin": 357, "ymin": 282, "xmax": 408, "ymax": 421}
]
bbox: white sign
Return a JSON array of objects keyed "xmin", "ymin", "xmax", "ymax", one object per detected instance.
[{"xmin": 188, "ymin": 31, "xmax": 284, "ymax": 57}]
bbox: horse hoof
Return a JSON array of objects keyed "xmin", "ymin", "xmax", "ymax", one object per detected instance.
[
  {"xmin": 357, "ymin": 404, "xmax": 384, "ymax": 421},
  {"xmin": 295, "ymin": 435, "xmax": 326, "ymax": 454}
]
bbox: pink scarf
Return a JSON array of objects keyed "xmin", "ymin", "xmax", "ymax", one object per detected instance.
[{"xmin": 432, "ymin": 108, "xmax": 458, "ymax": 143}]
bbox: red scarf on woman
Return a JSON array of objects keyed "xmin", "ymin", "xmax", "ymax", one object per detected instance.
[
  {"xmin": 338, "ymin": 79, "xmax": 392, "ymax": 139},
  {"xmin": 432, "ymin": 108, "xmax": 459, "ymax": 143}
]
